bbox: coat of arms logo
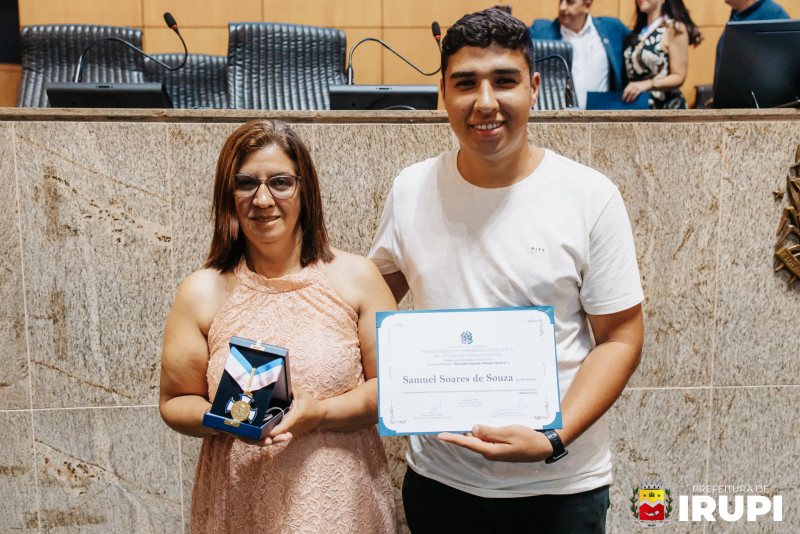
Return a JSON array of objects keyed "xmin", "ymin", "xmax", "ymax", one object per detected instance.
[
  {"xmin": 630, "ymin": 479, "xmax": 672, "ymax": 528},
  {"xmin": 460, "ymin": 331, "xmax": 473, "ymax": 344}
]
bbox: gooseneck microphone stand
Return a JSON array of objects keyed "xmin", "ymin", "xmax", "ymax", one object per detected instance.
[{"xmin": 73, "ymin": 12, "xmax": 188, "ymax": 83}]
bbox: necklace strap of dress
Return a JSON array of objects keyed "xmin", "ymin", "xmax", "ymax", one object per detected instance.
[{"xmin": 639, "ymin": 15, "xmax": 665, "ymax": 41}]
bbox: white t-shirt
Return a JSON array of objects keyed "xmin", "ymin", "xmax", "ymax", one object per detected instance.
[
  {"xmin": 369, "ymin": 148, "xmax": 644, "ymax": 497},
  {"xmin": 561, "ymin": 15, "xmax": 611, "ymax": 109}
]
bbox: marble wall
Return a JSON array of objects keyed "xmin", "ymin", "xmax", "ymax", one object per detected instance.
[{"xmin": 0, "ymin": 112, "xmax": 798, "ymax": 533}]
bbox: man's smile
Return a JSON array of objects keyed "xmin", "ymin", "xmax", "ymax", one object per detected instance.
[{"xmin": 472, "ymin": 122, "xmax": 503, "ymax": 131}]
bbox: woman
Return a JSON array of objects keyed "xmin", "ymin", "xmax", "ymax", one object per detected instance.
[
  {"xmin": 159, "ymin": 120, "xmax": 397, "ymax": 533},
  {"xmin": 622, "ymin": 0, "xmax": 702, "ymax": 109}
]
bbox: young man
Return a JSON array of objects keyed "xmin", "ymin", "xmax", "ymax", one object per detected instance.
[
  {"xmin": 369, "ymin": 8, "xmax": 644, "ymax": 533},
  {"xmin": 530, "ymin": 0, "xmax": 630, "ymax": 108}
]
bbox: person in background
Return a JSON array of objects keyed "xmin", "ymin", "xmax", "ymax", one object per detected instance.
[
  {"xmin": 622, "ymin": 0, "xmax": 702, "ymax": 109},
  {"xmin": 714, "ymin": 0, "xmax": 789, "ymax": 84},
  {"xmin": 159, "ymin": 120, "xmax": 396, "ymax": 533},
  {"xmin": 531, "ymin": 0, "xmax": 630, "ymax": 109},
  {"xmin": 370, "ymin": 8, "xmax": 644, "ymax": 533}
]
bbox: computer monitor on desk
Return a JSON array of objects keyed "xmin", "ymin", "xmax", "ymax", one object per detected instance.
[
  {"xmin": 329, "ymin": 85, "xmax": 438, "ymax": 110},
  {"xmin": 46, "ymin": 82, "xmax": 173, "ymax": 108},
  {"xmin": 714, "ymin": 19, "xmax": 800, "ymax": 109}
]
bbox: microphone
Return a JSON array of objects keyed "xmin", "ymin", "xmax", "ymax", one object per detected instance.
[
  {"xmin": 534, "ymin": 54, "xmax": 578, "ymax": 109},
  {"xmin": 73, "ymin": 12, "xmax": 188, "ymax": 83},
  {"xmin": 346, "ymin": 25, "xmax": 441, "ymax": 85},
  {"xmin": 164, "ymin": 12, "xmax": 178, "ymax": 32}
]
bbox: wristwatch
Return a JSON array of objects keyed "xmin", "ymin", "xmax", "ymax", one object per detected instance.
[{"xmin": 537, "ymin": 429, "xmax": 568, "ymax": 464}]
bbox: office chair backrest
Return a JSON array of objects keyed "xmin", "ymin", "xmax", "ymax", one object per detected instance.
[
  {"xmin": 145, "ymin": 53, "xmax": 228, "ymax": 109},
  {"xmin": 18, "ymin": 24, "xmax": 145, "ymax": 107},
  {"xmin": 532, "ymin": 39, "xmax": 575, "ymax": 111},
  {"xmin": 227, "ymin": 22, "xmax": 347, "ymax": 110}
]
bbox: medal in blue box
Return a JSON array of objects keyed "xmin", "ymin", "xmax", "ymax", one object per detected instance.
[{"xmin": 203, "ymin": 337, "xmax": 292, "ymax": 439}]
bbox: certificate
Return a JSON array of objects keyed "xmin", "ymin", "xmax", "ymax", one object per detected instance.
[{"xmin": 377, "ymin": 307, "xmax": 561, "ymax": 436}]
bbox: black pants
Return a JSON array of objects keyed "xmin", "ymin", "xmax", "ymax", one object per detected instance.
[{"xmin": 402, "ymin": 468, "xmax": 610, "ymax": 534}]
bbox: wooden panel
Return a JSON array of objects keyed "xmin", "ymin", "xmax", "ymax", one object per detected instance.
[
  {"xmin": 514, "ymin": 3, "xmax": 559, "ymax": 24},
  {"xmin": 684, "ymin": 25, "xmax": 724, "ymax": 107},
  {"xmin": 344, "ymin": 28, "xmax": 385, "ymax": 85},
  {"xmin": 382, "ymin": 28, "xmax": 441, "ymax": 85},
  {"xmin": 262, "ymin": 0, "xmax": 381, "ymax": 27},
  {"xmin": 143, "ymin": 27, "xmax": 229, "ymax": 55},
  {"xmin": 782, "ymin": 0, "xmax": 800, "ymax": 17},
  {"xmin": 143, "ymin": 0, "xmax": 262, "ymax": 28},
  {"xmin": 684, "ymin": 0, "xmax": 731, "ymax": 27},
  {"xmin": 619, "ymin": 0, "xmax": 636, "ymax": 25},
  {"xmin": 0, "ymin": 65, "xmax": 22, "ymax": 107},
  {"xmin": 18, "ymin": 0, "xmax": 142, "ymax": 27},
  {"xmin": 591, "ymin": 0, "xmax": 624, "ymax": 19},
  {"xmin": 383, "ymin": 0, "xmax": 500, "ymax": 28}
]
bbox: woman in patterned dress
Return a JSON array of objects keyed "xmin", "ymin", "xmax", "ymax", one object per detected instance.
[
  {"xmin": 159, "ymin": 120, "xmax": 397, "ymax": 533},
  {"xmin": 622, "ymin": 0, "xmax": 702, "ymax": 109}
]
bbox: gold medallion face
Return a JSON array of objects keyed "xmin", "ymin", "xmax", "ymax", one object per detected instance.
[{"xmin": 230, "ymin": 399, "xmax": 252, "ymax": 422}]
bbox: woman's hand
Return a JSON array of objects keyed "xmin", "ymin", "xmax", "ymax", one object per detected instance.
[
  {"xmin": 263, "ymin": 385, "xmax": 326, "ymax": 443},
  {"xmin": 622, "ymin": 80, "xmax": 652, "ymax": 103}
]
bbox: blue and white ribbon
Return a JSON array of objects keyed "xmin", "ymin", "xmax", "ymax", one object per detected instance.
[{"xmin": 225, "ymin": 346, "xmax": 284, "ymax": 392}]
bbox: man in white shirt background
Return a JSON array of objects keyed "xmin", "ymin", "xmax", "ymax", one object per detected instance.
[{"xmin": 531, "ymin": 0, "xmax": 630, "ymax": 109}]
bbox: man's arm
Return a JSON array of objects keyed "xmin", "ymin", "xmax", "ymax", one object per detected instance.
[
  {"xmin": 438, "ymin": 303, "xmax": 643, "ymax": 462},
  {"xmin": 529, "ymin": 19, "xmax": 561, "ymax": 41},
  {"xmin": 383, "ymin": 271, "xmax": 409, "ymax": 304}
]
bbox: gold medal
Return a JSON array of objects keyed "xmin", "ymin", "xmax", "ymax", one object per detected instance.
[
  {"xmin": 226, "ymin": 368, "xmax": 257, "ymax": 423},
  {"xmin": 230, "ymin": 398, "xmax": 254, "ymax": 422}
]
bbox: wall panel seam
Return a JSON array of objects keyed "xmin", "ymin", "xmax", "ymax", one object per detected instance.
[
  {"xmin": 703, "ymin": 120, "xmax": 729, "ymax": 495},
  {"xmin": 11, "ymin": 121, "xmax": 42, "ymax": 530},
  {"xmin": 164, "ymin": 121, "xmax": 184, "ymax": 530}
]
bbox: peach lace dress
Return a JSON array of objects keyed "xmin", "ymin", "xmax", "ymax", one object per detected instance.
[{"xmin": 191, "ymin": 260, "xmax": 395, "ymax": 533}]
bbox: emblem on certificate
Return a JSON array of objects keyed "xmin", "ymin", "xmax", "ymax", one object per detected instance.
[{"xmin": 203, "ymin": 337, "xmax": 293, "ymax": 440}]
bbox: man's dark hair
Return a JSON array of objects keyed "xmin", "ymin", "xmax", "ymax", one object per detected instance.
[{"xmin": 441, "ymin": 8, "xmax": 535, "ymax": 78}]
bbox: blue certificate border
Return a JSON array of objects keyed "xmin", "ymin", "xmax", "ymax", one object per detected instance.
[{"xmin": 376, "ymin": 306, "xmax": 562, "ymax": 436}]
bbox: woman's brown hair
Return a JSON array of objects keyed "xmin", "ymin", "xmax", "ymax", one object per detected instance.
[{"xmin": 204, "ymin": 120, "xmax": 333, "ymax": 272}]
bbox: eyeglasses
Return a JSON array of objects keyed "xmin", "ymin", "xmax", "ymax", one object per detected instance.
[{"xmin": 233, "ymin": 173, "xmax": 300, "ymax": 199}]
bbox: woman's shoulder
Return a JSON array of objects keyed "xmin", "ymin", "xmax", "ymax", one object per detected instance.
[
  {"xmin": 324, "ymin": 249, "xmax": 382, "ymax": 286},
  {"xmin": 180, "ymin": 268, "xmax": 229, "ymax": 296},
  {"xmin": 662, "ymin": 19, "xmax": 690, "ymax": 46},
  {"xmin": 174, "ymin": 268, "xmax": 236, "ymax": 323},
  {"xmin": 664, "ymin": 18, "xmax": 687, "ymax": 36},
  {"xmin": 322, "ymin": 249, "xmax": 388, "ymax": 312}
]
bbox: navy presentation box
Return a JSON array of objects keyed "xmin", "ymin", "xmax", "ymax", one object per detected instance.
[{"xmin": 202, "ymin": 337, "xmax": 292, "ymax": 440}]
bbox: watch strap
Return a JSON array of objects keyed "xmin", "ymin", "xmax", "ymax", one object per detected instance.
[{"xmin": 537, "ymin": 429, "xmax": 568, "ymax": 464}]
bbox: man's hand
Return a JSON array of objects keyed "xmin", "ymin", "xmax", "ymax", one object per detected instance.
[{"xmin": 438, "ymin": 424, "xmax": 554, "ymax": 462}]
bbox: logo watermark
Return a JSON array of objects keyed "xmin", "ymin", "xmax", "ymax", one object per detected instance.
[
  {"xmin": 630, "ymin": 479, "xmax": 672, "ymax": 528},
  {"xmin": 629, "ymin": 477, "xmax": 783, "ymax": 527},
  {"xmin": 679, "ymin": 485, "xmax": 782, "ymax": 522}
]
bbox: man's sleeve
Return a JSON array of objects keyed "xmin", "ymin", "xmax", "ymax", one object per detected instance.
[
  {"xmin": 368, "ymin": 185, "xmax": 402, "ymax": 275},
  {"xmin": 530, "ymin": 19, "xmax": 557, "ymax": 40},
  {"xmin": 580, "ymin": 189, "xmax": 644, "ymax": 316}
]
